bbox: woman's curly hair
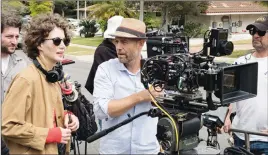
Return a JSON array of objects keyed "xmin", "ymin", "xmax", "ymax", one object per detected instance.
[{"xmin": 24, "ymin": 13, "xmax": 72, "ymax": 59}]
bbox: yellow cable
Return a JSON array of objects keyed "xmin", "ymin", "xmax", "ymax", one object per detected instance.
[{"xmin": 149, "ymin": 85, "xmax": 179, "ymax": 151}]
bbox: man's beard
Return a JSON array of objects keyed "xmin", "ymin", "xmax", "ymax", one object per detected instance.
[
  {"xmin": 118, "ymin": 57, "xmax": 128, "ymax": 64},
  {"xmin": 253, "ymin": 42, "xmax": 265, "ymax": 52},
  {"xmin": 1, "ymin": 45, "xmax": 15, "ymax": 55}
]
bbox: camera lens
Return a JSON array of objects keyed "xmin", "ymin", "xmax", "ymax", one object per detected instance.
[
  {"xmin": 223, "ymin": 41, "xmax": 234, "ymax": 55},
  {"xmin": 220, "ymin": 41, "xmax": 234, "ymax": 56}
]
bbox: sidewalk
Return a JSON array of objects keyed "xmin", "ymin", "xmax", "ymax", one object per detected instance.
[{"xmin": 70, "ymin": 43, "xmax": 97, "ymax": 50}]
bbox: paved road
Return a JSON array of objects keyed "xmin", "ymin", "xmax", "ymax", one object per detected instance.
[{"xmin": 63, "ymin": 55, "xmax": 232, "ymax": 154}]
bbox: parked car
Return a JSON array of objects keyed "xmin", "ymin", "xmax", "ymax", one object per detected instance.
[
  {"xmin": 66, "ymin": 18, "xmax": 80, "ymax": 28},
  {"xmin": 62, "ymin": 58, "xmax": 75, "ymax": 65}
]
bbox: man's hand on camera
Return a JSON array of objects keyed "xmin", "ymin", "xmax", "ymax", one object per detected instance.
[
  {"xmin": 64, "ymin": 114, "xmax": 79, "ymax": 132},
  {"xmin": 149, "ymin": 86, "xmax": 164, "ymax": 99},
  {"xmin": 138, "ymin": 87, "xmax": 164, "ymax": 102},
  {"xmin": 59, "ymin": 127, "xmax": 71, "ymax": 144},
  {"xmin": 217, "ymin": 127, "xmax": 224, "ymax": 134}
]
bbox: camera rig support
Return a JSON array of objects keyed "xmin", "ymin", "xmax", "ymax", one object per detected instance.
[
  {"xmin": 86, "ymin": 108, "xmax": 224, "ymax": 155},
  {"xmin": 140, "ymin": 28, "xmax": 258, "ymax": 154},
  {"xmin": 86, "ymin": 28, "xmax": 259, "ymax": 155}
]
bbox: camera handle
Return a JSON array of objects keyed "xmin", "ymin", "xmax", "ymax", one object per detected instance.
[
  {"xmin": 206, "ymin": 128, "xmax": 220, "ymax": 149},
  {"xmin": 86, "ymin": 108, "xmax": 161, "ymax": 143}
]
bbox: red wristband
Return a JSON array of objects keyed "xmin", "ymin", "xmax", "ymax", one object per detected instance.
[
  {"xmin": 46, "ymin": 127, "xmax": 62, "ymax": 143},
  {"xmin": 64, "ymin": 111, "xmax": 73, "ymax": 116}
]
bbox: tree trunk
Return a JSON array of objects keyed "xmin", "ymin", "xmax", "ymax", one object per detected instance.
[
  {"xmin": 139, "ymin": 0, "xmax": 144, "ymax": 21},
  {"xmin": 161, "ymin": 6, "xmax": 166, "ymax": 28},
  {"xmin": 77, "ymin": 1, "xmax": 79, "ymax": 20},
  {"xmin": 62, "ymin": 9, "xmax": 65, "ymax": 17},
  {"xmin": 161, "ymin": 6, "xmax": 169, "ymax": 31},
  {"xmin": 51, "ymin": 0, "xmax": 55, "ymax": 13}
]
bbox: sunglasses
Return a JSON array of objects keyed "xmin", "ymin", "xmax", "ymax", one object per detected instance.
[
  {"xmin": 44, "ymin": 37, "xmax": 70, "ymax": 46},
  {"xmin": 249, "ymin": 28, "xmax": 267, "ymax": 37}
]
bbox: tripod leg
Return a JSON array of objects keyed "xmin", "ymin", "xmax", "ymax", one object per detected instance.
[
  {"xmin": 85, "ymin": 142, "xmax": 87, "ymax": 155},
  {"xmin": 76, "ymin": 139, "xmax": 80, "ymax": 155},
  {"xmin": 73, "ymin": 136, "xmax": 76, "ymax": 155}
]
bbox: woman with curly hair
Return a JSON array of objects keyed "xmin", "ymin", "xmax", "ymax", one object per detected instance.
[{"xmin": 2, "ymin": 13, "xmax": 79, "ymax": 154}]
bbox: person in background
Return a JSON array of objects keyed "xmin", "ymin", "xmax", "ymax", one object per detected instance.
[
  {"xmin": 2, "ymin": 13, "xmax": 79, "ymax": 154},
  {"xmin": 85, "ymin": 15, "xmax": 123, "ymax": 130},
  {"xmin": 223, "ymin": 15, "xmax": 268, "ymax": 154},
  {"xmin": 85, "ymin": 15, "xmax": 123, "ymax": 94},
  {"xmin": 1, "ymin": 13, "xmax": 30, "ymax": 103}
]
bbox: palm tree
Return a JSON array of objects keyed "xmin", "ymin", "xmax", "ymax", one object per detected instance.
[
  {"xmin": 258, "ymin": 1, "xmax": 268, "ymax": 7},
  {"xmin": 87, "ymin": 0, "xmax": 136, "ymax": 20}
]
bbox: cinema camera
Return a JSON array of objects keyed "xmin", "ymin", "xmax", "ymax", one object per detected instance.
[
  {"xmin": 141, "ymin": 28, "xmax": 258, "ymax": 155},
  {"xmin": 86, "ymin": 28, "xmax": 258, "ymax": 155}
]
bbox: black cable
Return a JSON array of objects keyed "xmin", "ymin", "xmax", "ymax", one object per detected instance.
[{"xmin": 86, "ymin": 111, "xmax": 149, "ymax": 143}]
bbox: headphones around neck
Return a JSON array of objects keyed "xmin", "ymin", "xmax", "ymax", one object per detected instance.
[{"xmin": 33, "ymin": 59, "xmax": 64, "ymax": 83}]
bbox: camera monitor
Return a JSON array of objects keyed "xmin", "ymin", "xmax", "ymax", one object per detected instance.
[{"xmin": 209, "ymin": 29, "xmax": 234, "ymax": 56}]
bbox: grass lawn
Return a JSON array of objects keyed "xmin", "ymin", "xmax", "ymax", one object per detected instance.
[
  {"xmin": 72, "ymin": 36, "xmax": 251, "ymax": 48},
  {"xmin": 65, "ymin": 46, "xmax": 95, "ymax": 56},
  {"xmin": 226, "ymin": 49, "xmax": 253, "ymax": 58},
  {"xmin": 71, "ymin": 36, "xmax": 103, "ymax": 47},
  {"xmin": 68, "ymin": 36, "xmax": 252, "ymax": 58},
  {"xmin": 65, "ymin": 46, "xmax": 252, "ymax": 58},
  {"xmin": 232, "ymin": 39, "xmax": 251, "ymax": 45}
]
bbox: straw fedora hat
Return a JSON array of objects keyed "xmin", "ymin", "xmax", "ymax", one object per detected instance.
[{"xmin": 109, "ymin": 18, "xmax": 147, "ymax": 39}]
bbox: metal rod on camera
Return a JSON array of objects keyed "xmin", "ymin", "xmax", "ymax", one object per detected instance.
[
  {"xmin": 245, "ymin": 133, "xmax": 250, "ymax": 151},
  {"xmin": 229, "ymin": 128, "xmax": 268, "ymax": 151},
  {"xmin": 230, "ymin": 128, "xmax": 268, "ymax": 137},
  {"xmin": 86, "ymin": 111, "xmax": 150, "ymax": 143},
  {"xmin": 87, "ymin": 108, "xmax": 161, "ymax": 143}
]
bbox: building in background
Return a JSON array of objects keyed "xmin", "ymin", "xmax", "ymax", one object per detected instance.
[{"xmin": 188, "ymin": 1, "xmax": 268, "ymax": 34}]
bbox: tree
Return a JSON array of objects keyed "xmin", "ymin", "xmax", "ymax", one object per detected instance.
[
  {"xmin": 144, "ymin": 1, "xmax": 209, "ymax": 31},
  {"xmin": 87, "ymin": 0, "xmax": 136, "ymax": 20},
  {"xmin": 2, "ymin": 1, "xmax": 29, "ymax": 16},
  {"xmin": 53, "ymin": 0, "xmax": 76, "ymax": 17},
  {"xmin": 98, "ymin": 19, "xmax": 108, "ymax": 35},
  {"xmin": 144, "ymin": 13, "xmax": 161, "ymax": 30},
  {"xmin": 29, "ymin": 0, "xmax": 53, "ymax": 17},
  {"xmin": 258, "ymin": 1, "xmax": 268, "ymax": 7},
  {"xmin": 183, "ymin": 21, "xmax": 206, "ymax": 38},
  {"xmin": 79, "ymin": 19, "xmax": 99, "ymax": 38},
  {"xmin": 87, "ymin": 0, "xmax": 136, "ymax": 35}
]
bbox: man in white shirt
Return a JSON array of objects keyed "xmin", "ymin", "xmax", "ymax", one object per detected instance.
[
  {"xmin": 1, "ymin": 13, "xmax": 30, "ymax": 103},
  {"xmin": 93, "ymin": 18, "xmax": 161, "ymax": 154},
  {"xmin": 223, "ymin": 15, "xmax": 268, "ymax": 154}
]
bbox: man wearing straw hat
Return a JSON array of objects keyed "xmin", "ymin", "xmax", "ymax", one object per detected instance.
[{"xmin": 93, "ymin": 18, "xmax": 162, "ymax": 154}]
